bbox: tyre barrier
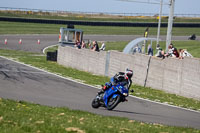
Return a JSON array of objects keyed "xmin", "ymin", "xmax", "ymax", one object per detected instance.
[
  {"xmin": 0, "ymin": 17, "xmax": 200, "ymax": 27},
  {"xmin": 46, "ymin": 50, "xmax": 57, "ymax": 62}
]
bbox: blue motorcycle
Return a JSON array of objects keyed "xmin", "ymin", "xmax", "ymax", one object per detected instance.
[{"xmin": 91, "ymin": 81, "xmax": 130, "ymax": 110}]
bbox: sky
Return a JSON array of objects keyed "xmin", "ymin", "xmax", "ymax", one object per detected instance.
[{"xmin": 0, "ymin": 0, "xmax": 200, "ymax": 16}]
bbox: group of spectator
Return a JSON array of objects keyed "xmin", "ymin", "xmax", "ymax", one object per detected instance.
[
  {"xmin": 74, "ymin": 40, "xmax": 106, "ymax": 52},
  {"xmin": 74, "ymin": 40, "xmax": 192, "ymax": 59},
  {"xmin": 155, "ymin": 43, "xmax": 193, "ymax": 59}
]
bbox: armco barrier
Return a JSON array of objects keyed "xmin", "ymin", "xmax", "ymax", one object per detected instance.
[
  {"xmin": 1, "ymin": 17, "xmax": 200, "ymax": 27},
  {"xmin": 58, "ymin": 46, "xmax": 200, "ymax": 100}
]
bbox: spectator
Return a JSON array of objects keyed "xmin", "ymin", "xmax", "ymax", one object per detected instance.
[
  {"xmin": 100, "ymin": 42, "xmax": 106, "ymax": 51},
  {"xmin": 179, "ymin": 49, "xmax": 193, "ymax": 59},
  {"xmin": 165, "ymin": 45, "xmax": 173, "ymax": 57},
  {"xmin": 144, "ymin": 27, "xmax": 149, "ymax": 38},
  {"xmin": 172, "ymin": 48, "xmax": 179, "ymax": 58},
  {"xmin": 183, "ymin": 50, "xmax": 193, "ymax": 58},
  {"xmin": 164, "ymin": 43, "xmax": 175, "ymax": 57},
  {"xmin": 147, "ymin": 44, "xmax": 153, "ymax": 56},
  {"xmin": 155, "ymin": 48, "xmax": 165, "ymax": 59},
  {"xmin": 88, "ymin": 43, "xmax": 92, "ymax": 49},
  {"xmin": 92, "ymin": 41, "xmax": 99, "ymax": 52},
  {"xmin": 156, "ymin": 44, "xmax": 160, "ymax": 49},
  {"xmin": 179, "ymin": 49, "xmax": 184, "ymax": 59},
  {"xmin": 133, "ymin": 44, "xmax": 142, "ymax": 53},
  {"xmin": 81, "ymin": 41, "xmax": 86, "ymax": 48},
  {"xmin": 75, "ymin": 40, "xmax": 81, "ymax": 49}
]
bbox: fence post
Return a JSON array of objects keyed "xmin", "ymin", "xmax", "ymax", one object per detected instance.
[
  {"xmin": 104, "ymin": 51, "xmax": 110, "ymax": 76},
  {"xmin": 144, "ymin": 56, "xmax": 152, "ymax": 87}
]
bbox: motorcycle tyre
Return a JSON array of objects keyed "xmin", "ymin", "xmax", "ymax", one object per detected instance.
[
  {"xmin": 91, "ymin": 98, "xmax": 101, "ymax": 108},
  {"xmin": 107, "ymin": 94, "xmax": 121, "ymax": 110}
]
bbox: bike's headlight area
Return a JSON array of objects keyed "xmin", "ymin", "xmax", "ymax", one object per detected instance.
[
  {"xmin": 123, "ymin": 93, "xmax": 128, "ymax": 96},
  {"xmin": 117, "ymin": 87, "xmax": 123, "ymax": 93}
]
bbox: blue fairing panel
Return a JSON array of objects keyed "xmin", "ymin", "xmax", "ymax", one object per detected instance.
[
  {"xmin": 112, "ymin": 94, "xmax": 120, "ymax": 99},
  {"xmin": 103, "ymin": 86, "xmax": 117, "ymax": 107},
  {"xmin": 103, "ymin": 84, "xmax": 128, "ymax": 107}
]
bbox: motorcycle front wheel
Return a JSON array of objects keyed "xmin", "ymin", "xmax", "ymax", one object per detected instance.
[
  {"xmin": 91, "ymin": 98, "xmax": 101, "ymax": 108},
  {"xmin": 107, "ymin": 94, "xmax": 121, "ymax": 110}
]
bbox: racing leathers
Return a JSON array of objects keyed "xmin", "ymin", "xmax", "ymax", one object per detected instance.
[{"xmin": 99, "ymin": 72, "xmax": 132, "ymax": 95}]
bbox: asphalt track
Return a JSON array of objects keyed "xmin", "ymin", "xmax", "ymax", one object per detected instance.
[
  {"xmin": 0, "ymin": 56, "xmax": 200, "ymax": 129},
  {"xmin": 0, "ymin": 34, "xmax": 199, "ymax": 53},
  {"xmin": 0, "ymin": 34, "xmax": 200, "ymax": 129}
]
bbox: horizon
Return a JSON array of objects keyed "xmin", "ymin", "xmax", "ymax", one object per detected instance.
[
  {"xmin": 1, "ymin": 6, "xmax": 200, "ymax": 18},
  {"xmin": 0, "ymin": 0, "xmax": 200, "ymax": 16}
]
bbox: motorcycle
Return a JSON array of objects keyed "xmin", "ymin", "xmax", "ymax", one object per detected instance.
[
  {"xmin": 91, "ymin": 82, "xmax": 132, "ymax": 110},
  {"xmin": 188, "ymin": 34, "xmax": 196, "ymax": 40}
]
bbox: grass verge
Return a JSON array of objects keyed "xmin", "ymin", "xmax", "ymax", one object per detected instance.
[
  {"xmin": 105, "ymin": 40, "xmax": 200, "ymax": 58},
  {"xmin": 1, "ymin": 11, "xmax": 200, "ymax": 23},
  {"xmin": 44, "ymin": 45, "xmax": 58, "ymax": 54},
  {"xmin": 44, "ymin": 41, "xmax": 200, "ymax": 58},
  {"xmin": 1, "ymin": 99, "xmax": 199, "ymax": 133},
  {"xmin": 0, "ymin": 48, "xmax": 200, "ymax": 112},
  {"xmin": 1, "ymin": 21, "xmax": 200, "ymax": 36}
]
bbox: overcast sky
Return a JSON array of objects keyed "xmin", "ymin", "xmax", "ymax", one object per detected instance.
[{"xmin": 0, "ymin": 0, "xmax": 200, "ymax": 15}]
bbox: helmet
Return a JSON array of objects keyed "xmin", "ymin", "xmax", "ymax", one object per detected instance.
[
  {"xmin": 125, "ymin": 69, "xmax": 133, "ymax": 79},
  {"xmin": 115, "ymin": 72, "xmax": 125, "ymax": 82}
]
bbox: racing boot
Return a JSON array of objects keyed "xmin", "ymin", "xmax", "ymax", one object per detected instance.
[
  {"xmin": 97, "ymin": 90, "xmax": 104, "ymax": 95},
  {"xmin": 97, "ymin": 84, "xmax": 110, "ymax": 95},
  {"xmin": 97, "ymin": 85, "xmax": 105, "ymax": 95}
]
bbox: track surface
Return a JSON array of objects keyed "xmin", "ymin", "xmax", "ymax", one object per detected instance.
[
  {"xmin": 0, "ymin": 57, "xmax": 200, "ymax": 129},
  {"xmin": 0, "ymin": 34, "xmax": 200, "ymax": 129},
  {"xmin": 0, "ymin": 34, "xmax": 199, "ymax": 53}
]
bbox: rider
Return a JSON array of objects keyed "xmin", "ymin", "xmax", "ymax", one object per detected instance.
[{"xmin": 98, "ymin": 69, "xmax": 133, "ymax": 95}]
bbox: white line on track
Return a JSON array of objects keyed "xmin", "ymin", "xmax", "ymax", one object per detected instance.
[
  {"xmin": 0, "ymin": 55, "xmax": 199, "ymax": 114},
  {"xmin": 42, "ymin": 44, "xmax": 59, "ymax": 54}
]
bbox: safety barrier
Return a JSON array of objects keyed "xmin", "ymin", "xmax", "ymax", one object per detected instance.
[
  {"xmin": 1, "ymin": 17, "xmax": 200, "ymax": 27},
  {"xmin": 57, "ymin": 46, "xmax": 200, "ymax": 100}
]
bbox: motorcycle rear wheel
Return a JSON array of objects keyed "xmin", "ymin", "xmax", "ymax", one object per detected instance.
[{"xmin": 107, "ymin": 95, "xmax": 121, "ymax": 110}]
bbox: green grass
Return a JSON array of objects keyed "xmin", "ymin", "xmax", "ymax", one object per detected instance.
[
  {"xmin": 105, "ymin": 41, "xmax": 129, "ymax": 52},
  {"xmin": 44, "ymin": 45, "xmax": 58, "ymax": 54},
  {"xmin": 0, "ymin": 21, "xmax": 62, "ymax": 34},
  {"xmin": 1, "ymin": 21, "xmax": 200, "ymax": 36},
  {"xmin": 105, "ymin": 40, "xmax": 200, "ymax": 58},
  {"xmin": 131, "ymin": 85, "xmax": 200, "ymax": 110},
  {"xmin": 1, "ymin": 99, "xmax": 199, "ymax": 133},
  {"xmin": 0, "ymin": 11, "xmax": 162, "ymax": 22},
  {"xmin": 0, "ymin": 48, "xmax": 200, "ymax": 112},
  {"xmin": 1, "ymin": 11, "xmax": 200, "ymax": 23}
]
